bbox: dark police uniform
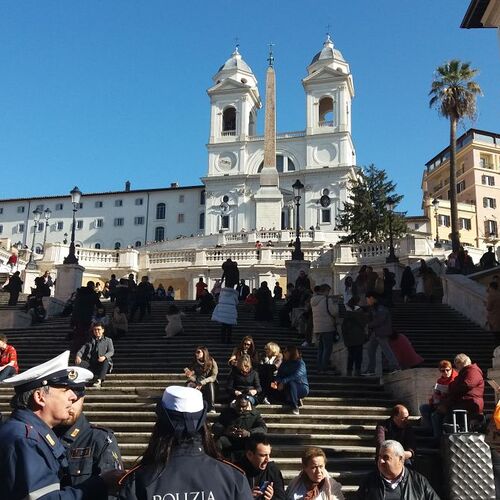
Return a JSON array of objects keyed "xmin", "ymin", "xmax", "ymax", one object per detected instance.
[
  {"xmin": 117, "ymin": 439, "xmax": 253, "ymax": 500},
  {"xmin": 56, "ymin": 412, "xmax": 123, "ymax": 499},
  {"xmin": 0, "ymin": 408, "xmax": 107, "ymax": 500}
]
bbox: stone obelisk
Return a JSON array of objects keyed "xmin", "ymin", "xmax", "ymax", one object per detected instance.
[{"xmin": 254, "ymin": 46, "xmax": 282, "ymax": 229}]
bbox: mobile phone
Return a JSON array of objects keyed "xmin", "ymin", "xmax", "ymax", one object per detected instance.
[{"xmin": 259, "ymin": 481, "xmax": 270, "ymax": 493}]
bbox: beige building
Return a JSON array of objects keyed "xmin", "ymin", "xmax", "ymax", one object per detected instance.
[{"xmin": 422, "ymin": 128, "xmax": 500, "ymax": 248}]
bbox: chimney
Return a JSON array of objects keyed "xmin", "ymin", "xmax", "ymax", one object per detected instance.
[
  {"xmin": 170, "ymin": 182, "xmax": 179, "ymax": 188},
  {"xmin": 125, "ymin": 180, "xmax": 131, "ymax": 192}
]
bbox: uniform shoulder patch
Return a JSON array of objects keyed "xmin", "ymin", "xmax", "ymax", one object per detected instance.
[
  {"xmin": 217, "ymin": 458, "xmax": 246, "ymax": 475},
  {"xmin": 118, "ymin": 464, "xmax": 142, "ymax": 486}
]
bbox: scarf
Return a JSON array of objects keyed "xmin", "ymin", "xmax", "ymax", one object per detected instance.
[{"xmin": 301, "ymin": 471, "xmax": 325, "ymax": 500}]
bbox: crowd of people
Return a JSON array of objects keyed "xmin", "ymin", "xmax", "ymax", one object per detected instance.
[{"xmin": 1, "ymin": 253, "xmax": 500, "ymax": 499}]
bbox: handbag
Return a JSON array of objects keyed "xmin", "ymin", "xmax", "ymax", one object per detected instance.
[{"xmin": 325, "ymin": 298, "xmax": 341, "ymax": 343}]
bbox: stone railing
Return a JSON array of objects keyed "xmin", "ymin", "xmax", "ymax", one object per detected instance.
[
  {"xmin": 148, "ymin": 250, "xmax": 196, "ymax": 265},
  {"xmin": 206, "ymin": 248, "xmax": 258, "ymax": 262},
  {"xmin": 224, "ymin": 232, "xmax": 248, "ymax": 243},
  {"xmin": 247, "ymin": 130, "xmax": 306, "ymax": 141},
  {"xmin": 76, "ymin": 248, "xmax": 119, "ymax": 265}
]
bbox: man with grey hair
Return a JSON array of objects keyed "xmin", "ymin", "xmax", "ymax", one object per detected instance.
[
  {"xmin": 357, "ymin": 440, "xmax": 440, "ymax": 499},
  {"xmin": 438, "ymin": 353, "xmax": 484, "ymax": 418}
]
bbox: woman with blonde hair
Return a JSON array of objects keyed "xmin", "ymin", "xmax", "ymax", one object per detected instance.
[
  {"xmin": 286, "ymin": 447, "xmax": 344, "ymax": 499},
  {"xmin": 226, "ymin": 354, "xmax": 261, "ymax": 406},
  {"xmin": 259, "ymin": 342, "xmax": 283, "ymax": 404},
  {"xmin": 184, "ymin": 346, "xmax": 218, "ymax": 413}
]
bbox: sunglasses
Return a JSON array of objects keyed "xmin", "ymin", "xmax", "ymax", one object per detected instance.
[{"xmin": 440, "ymin": 368, "xmax": 451, "ymax": 372}]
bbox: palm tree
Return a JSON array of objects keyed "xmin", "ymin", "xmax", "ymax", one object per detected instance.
[{"xmin": 429, "ymin": 60, "xmax": 481, "ymax": 253}]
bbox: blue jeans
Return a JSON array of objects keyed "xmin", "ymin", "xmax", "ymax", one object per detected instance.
[
  {"xmin": 285, "ymin": 381, "xmax": 309, "ymax": 409},
  {"xmin": 0, "ymin": 365, "xmax": 16, "ymax": 381},
  {"xmin": 317, "ymin": 332, "xmax": 334, "ymax": 371},
  {"xmin": 366, "ymin": 334, "xmax": 400, "ymax": 372},
  {"xmin": 420, "ymin": 403, "xmax": 443, "ymax": 439}
]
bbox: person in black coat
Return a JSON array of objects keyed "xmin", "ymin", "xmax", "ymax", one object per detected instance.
[
  {"xmin": 236, "ymin": 279, "xmax": 250, "ymax": 301},
  {"xmin": 71, "ymin": 281, "xmax": 102, "ymax": 354},
  {"xmin": 227, "ymin": 355, "xmax": 261, "ymax": 405},
  {"xmin": 341, "ymin": 296, "xmax": 368, "ymax": 376},
  {"xmin": 400, "ymin": 266, "xmax": 416, "ymax": 303},
  {"xmin": 357, "ymin": 440, "xmax": 439, "ymax": 499},
  {"xmin": 236, "ymin": 434, "xmax": 285, "ymax": 500},
  {"xmin": 221, "ymin": 259, "xmax": 240, "ymax": 288},
  {"xmin": 75, "ymin": 322, "xmax": 114, "ymax": 388},
  {"xmin": 55, "ymin": 386, "xmax": 123, "ymax": 499},
  {"xmin": 255, "ymin": 281, "xmax": 273, "ymax": 322},
  {"xmin": 117, "ymin": 386, "xmax": 252, "ymax": 500},
  {"xmin": 212, "ymin": 395, "xmax": 268, "ymax": 461},
  {"xmin": 6, "ymin": 271, "xmax": 23, "ymax": 306}
]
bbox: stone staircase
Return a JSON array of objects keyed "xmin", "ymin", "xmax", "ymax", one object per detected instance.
[{"xmin": 0, "ymin": 298, "xmax": 495, "ymax": 497}]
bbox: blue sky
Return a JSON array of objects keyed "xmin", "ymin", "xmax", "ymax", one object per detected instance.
[{"xmin": 0, "ymin": 0, "xmax": 498, "ymax": 215}]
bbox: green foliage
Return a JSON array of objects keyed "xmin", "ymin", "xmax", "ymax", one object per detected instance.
[{"xmin": 337, "ymin": 164, "xmax": 407, "ymax": 243}]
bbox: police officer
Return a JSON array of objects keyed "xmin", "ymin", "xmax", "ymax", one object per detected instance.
[
  {"xmin": 0, "ymin": 350, "xmax": 123, "ymax": 500},
  {"xmin": 118, "ymin": 385, "xmax": 253, "ymax": 499},
  {"xmin": 55, "ymin": 383, "xmax": 123, "ymax": 499}
]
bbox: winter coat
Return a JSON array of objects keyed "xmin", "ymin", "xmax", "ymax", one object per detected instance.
[
  {"xmin": 165, "ymin": 311, "xmax": 185, "ymax": 337},
  {"xmin": 76, "ymin": 336, "xmax": 114, "ymax": 370},
  {"xmin": 310, "ymin": 294, "xmax": 339, "ymax": 334},
  {"xmin": 254, "ymin": 286, "xmax": 273, "ymax": 321},
  {"xmin": 368, "ymin": 305, "xmax": 392, "ymax": 338},
  {"xmin": 72, "ymin": 287, "xmax": 102, "ymax": 324},
  {"xmin": 388, "ymin": 333, "xmax": 424, "ymax": 369},
  {"xmin": 445, "ymin": 363, "xmax": 485, "ymax": 415},
  {"xmin": 275, "ymin": 359, "xmax": 309, "ymax": 393},
  {"xmin": 341, "ymin": 307, "xmax": 367, "ymax": 347},
  {"xmin": 236, "ymin": 457, "xmax": 285, "ymax": 500},
  {"xmin": 187, "ymin": 359, "xmax": 218, "ymax": 386},
  {"xmin": 428, "ymin": 369, "xmax": 458, "ymax": 406},
  {"xmin": 486, "ymin": 288, "xmax": 500, "ymax": 332},
  {"xmin": 212, "ymin": 287, "xmax": 238, "ymax": 325},
  {"xmin": 375, "ymin": 417, "xmax": 417, "ymax": 457},
  {"xmin": 286, "ymin": 471, "xmax": 344, "ymax": 500},
  {"xmin": 212, "ymin": 408, "xmax": 267, "ymax": 438},
  {"xmin": 357, "ymin": 467, "xmax": 440, "ymax": 500},
  {"xmin": 227, "ymin": 368, "xmax": 262, "ymax": 395},
  {"xmin": 400, "ymin": 269, "xmax": 416, "ymax": 295}
]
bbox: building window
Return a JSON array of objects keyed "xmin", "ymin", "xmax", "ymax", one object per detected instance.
[
  {"xmin": 76, "ymin": 220, "xmax": 84, "ymax": 230},
  {"xmin": 485, "ymin": 220, "xmax": 498, "ymax": 237},
  {"xmin": 199, "ymin": 212, "xmax": 205, "ymax": 230},
  {"xmin": 56, "ymin": 221, "xmax": 64, "ymax": 231},
  {"xmin": 221, "ymin": 215, "xmax": 229, "ymax": 229},
  {"xmin": 321, "ymin": 209, "xmax": 331, "ymax": 223},
  {"xmin": 222, "ymin": 107, "xmax": 236, "ymax": 133},
  {"xmin": 135, "ymin": 198, "xmax": 143, "ymax": 206},
  {"xmin": 483, "ymin": 197, "xmax": 497, "ymax": 209},
  {"xmin": 134, "ymin": 216, "xmax": 145, "ymax": 225},
  {"xmin": 156, "ymin": 203, "xmax": 166, "ymax": 220},
  {"xmin": 438, "ymin": 214, "xmax": 451, "ymax": 227},
  {"xmin": 17, "ymin": 206, "xmax": 25, "ymax": 213},
  {"xmin": 200, "ymin": 190, "xmax": 206, "ymax": 205},
  {"xmin": 179, "ymin": 194, "xmax": 184, "ymax": 203},
  {"xmin": 37, "ymin": 222, "xmax": 44, "ymax": 232},
  {"xmin": 0, "ymin": 208, "xmax": 3, "ymax": 214},
  {"xmin": 18, "ymin": 223, "xmax": 25, "ymax": 233},
  {"xmin": 114, "ymin": 242, "xmax": 121, "ymax": 250},
  {"xmin": 456, "ymin": 180, "xmax": 465, "ymax": 193},
  {"xmin": 479, "ymin": 154, "xmax": 493, "ymax": 169},
  {"xmin": 459, "ymin": 218, "xmax": 471, "ymax": 231},
  {"xmin": 318, "ymin": 96, "xmax": 334, "ymax": 126},
  {"xmin": 95, "ymin": 201, "xmax": 103, "ymax": 208},
  {"xmin": 114, "ymin": 218, "xmax": 124, "ymax": 227},
  {"xmin": 154, "ymin": 226, "xmax": 165, "ymax": 241},
  {"xmin": 0, "ymin": 225, "xmax": 3, "ymax": 234},
  {"xmin": 96, "ymin": 219, "xmax": 104, "ymax": 228},
  {"xmin": 94, "ymin": 243, "xmax": 101, "ymax": 249},
  {"xmin": 135, "ymin": 240, "xmax": 142, "ymax": 247},
  {"xmin": 115, "ymin": 199, "xmax": 123, "ymax": 207},
  {"xmin": 177, "ymin": 213, "xmax": 185, "ymax": 223},
  {"xmin": 35, "ymin": 204, "xmax": 44, "ymax": 211},
  {"xmin": 258, "ymin": 154, "xmax": 296, "ymax": 173},
  {"xmin": 482, "ymin": 175, "xmax": 495, "ymax": 186},
  {"xmin": 78, "ymin": 202, "xmax": 83, "ymax": 209}
]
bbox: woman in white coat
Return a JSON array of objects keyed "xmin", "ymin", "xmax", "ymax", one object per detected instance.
[{"xmin": 212, "ymin": 287, "xmax": 239, "ymax": 344}]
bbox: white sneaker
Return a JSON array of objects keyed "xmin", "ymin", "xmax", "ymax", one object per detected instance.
[
  {"xmin": 92, "ymin": 379, "xmax": 102, "ymax": 388},
  {"xmin": 291, "ymin": 408, "xmax": 300, "ymax": 415},
  {"xmin": 262, "ymin": 397, "xmax": 271, "ymax": 405},
  {"xmin": 301, "ymin": 341, "xmax": 309, "ymax": 347}
]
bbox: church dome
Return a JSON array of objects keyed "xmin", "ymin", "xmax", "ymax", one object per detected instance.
[
  {"xmin": 218, "ymin": 46, "xmax": 254, "ymax": 74},
  {"xmin": 310, "ymin": 34, "xmax": 345, "ymax": 65}
]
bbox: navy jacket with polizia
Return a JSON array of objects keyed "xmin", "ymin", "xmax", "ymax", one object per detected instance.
[{"xmin": 0, "ymin": 408, "xmax": 107, "ymax": 500}]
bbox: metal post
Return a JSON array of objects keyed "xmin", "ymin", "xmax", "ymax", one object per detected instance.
[
  {"xmin": 26, "ymin": 207, "xmax": 42, "ymax": 269},
  {"xmin": 291, "ymin": 179, "xmax": 304, "ymax": 261}
]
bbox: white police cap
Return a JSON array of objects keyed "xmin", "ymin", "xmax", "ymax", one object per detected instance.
[
  {"xmin": 2, "ymin": 350, "xmax": 94, "ymax": 393},
  {"xmin": 161, "ymin": 386, "xmax": 204, "ymax": 413}
]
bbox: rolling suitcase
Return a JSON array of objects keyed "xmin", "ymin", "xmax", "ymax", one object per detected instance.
[{"xmin": 441, "ymin": 409, "xmax": 495, "ymax": 500}]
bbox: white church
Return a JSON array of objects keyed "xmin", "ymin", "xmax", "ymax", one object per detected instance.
[{"xmin": 0, "ymin": 36, "xmax": 365, "ymax": 297}]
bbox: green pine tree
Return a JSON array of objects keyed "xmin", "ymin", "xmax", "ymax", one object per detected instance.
[{"xmin": 337, "ymin": 164, "xmax": 407, "ymax": 243}]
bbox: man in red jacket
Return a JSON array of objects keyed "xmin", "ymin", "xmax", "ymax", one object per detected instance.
[
  {"xmin": 0, "ymin": 334, "xmax": 19, "ymax": 381},
  {"xmin": 440, "ymin": 353, "xmax": 484, "ymax": 417}
]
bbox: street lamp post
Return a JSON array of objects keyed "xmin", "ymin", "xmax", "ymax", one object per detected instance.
[
  {"xmin": 291, "ymin": 179, "xmax": 305, "ymax": 261},
  {"xmin": 26, "ymin": 207, "xmax": 43, "ymax": 269},
  {"xmin": 42, "ymin": 208, "xmax": 52, "ymax": 252},
  {"xmin": 63, "ymin": 186, "xmax": 82, "ymax": 265},
  {"xmin": 315, "ymin": 200, "xmax": 321, "ymax": 230},
  {"xmin": 385, "ymin": 196, "xmax": 399, "ymax": 263},
  {"xmin": 432, "ymin": 198, "xmax": 441, "ymax": 248}
]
